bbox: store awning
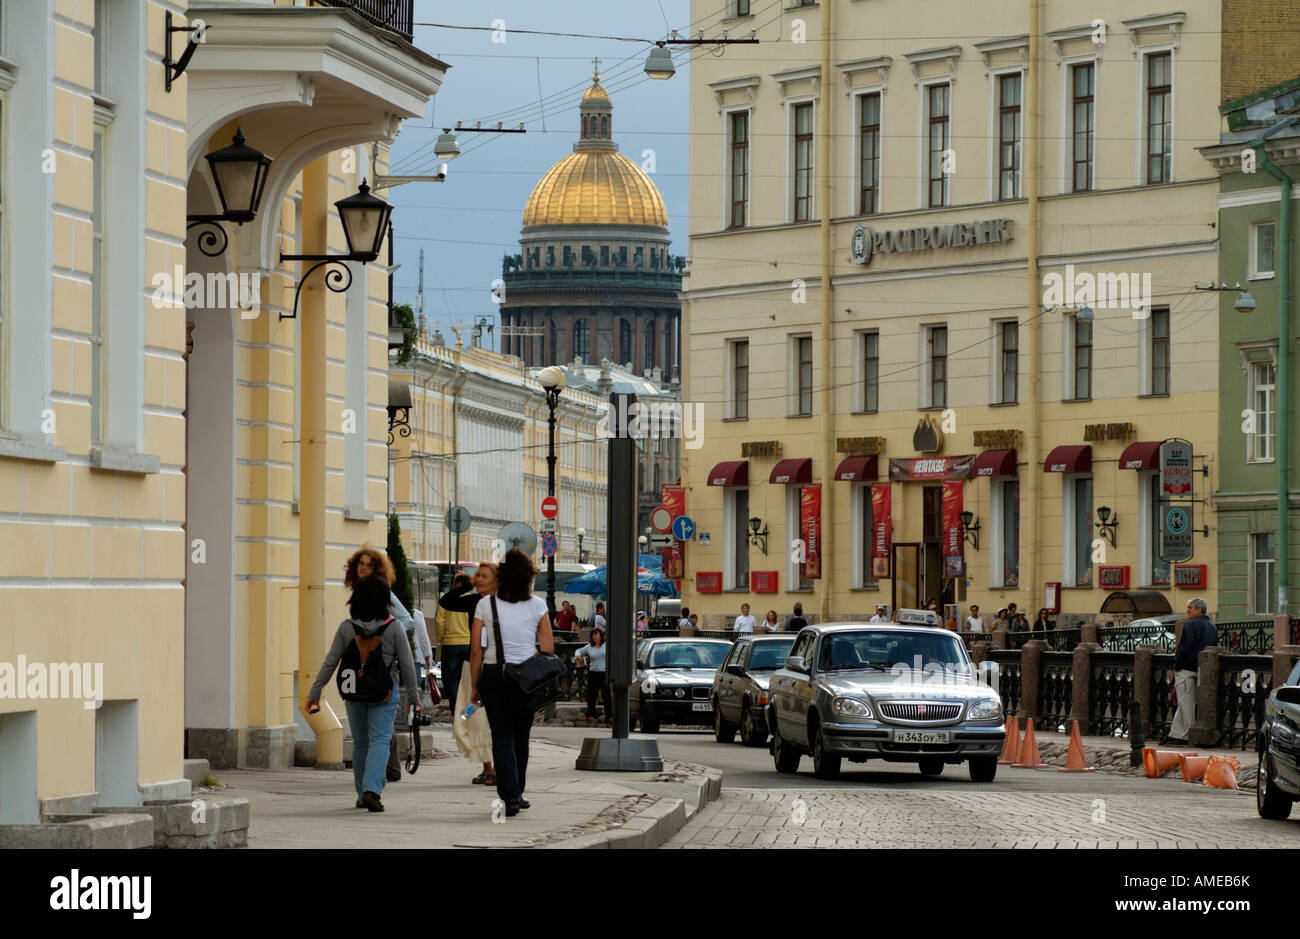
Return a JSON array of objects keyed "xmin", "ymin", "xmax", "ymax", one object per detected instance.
[
  {"xmin": 707, "ymin": 460, "xmax": 749, "ymax": 486},
  {"xmin": 1099, "ymin": 590, "xmax": 1174, "ymax": 615},
  {"xmin": 972, "ymin": 449, "xmax": 1017, "ymax": 477},
  {"xmin": 1119, "ymin": 441, "xmax": 1162, "ymax": 470},
  {"xmin": 834, "ymin": 455, "xmax": 878, "ymax": 481},
  {"xmin": 1043, "ymin": 445, "xmax": 1092, "ymax": 473},
  {"xmin": 769, "ymin": 458, "xmax": 812, "ymax": 484}
]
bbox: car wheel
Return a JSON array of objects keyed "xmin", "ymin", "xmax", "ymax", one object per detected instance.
[
  {"xmin": 772, "ymin": 726, "xmax": 801, "ymax": 774},
  {"xmin": 918, "ymin": 757, "xmax": 945, "ymax": 777},
  {"xmin": 713, "ymin": 700, "xmax": 737, "ymax": 743},
  {"xmin": 968, "ymin": 755, "xmax": 998, "ymax": 783},
  {"xmin": 740, "ymin": 701, "xmax": 767, "ymax": 747},
  {"xmin": 811, "ymin": 722, "xmax": 841, "ymax": 780},
  {"xmin": 640, "ymin": 707, "xmax": 660, "ymax": 734},
  {"xmin": 1257, "ymin": 752, "xmax": 1295, "ymax": 820}
]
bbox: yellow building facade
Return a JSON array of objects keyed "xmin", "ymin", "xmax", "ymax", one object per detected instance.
[
  {"xmin": 0, "ymin": 0, "xmax": 444, "ymax": 823},
  {"xmin": 681, "ymin": 0, "xmax": 1229, "ymax": 628}
]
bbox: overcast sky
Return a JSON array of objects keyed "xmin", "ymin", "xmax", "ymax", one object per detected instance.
[{"xmin": 387, "ymin": 1, "xmax": 693, "ymax": 337}]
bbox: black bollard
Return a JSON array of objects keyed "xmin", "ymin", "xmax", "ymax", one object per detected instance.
[{"xmin": 1129, "ymin": 699, "xmax": 1144, "ymax": 767}]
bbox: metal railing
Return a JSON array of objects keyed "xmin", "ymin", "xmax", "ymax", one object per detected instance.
[
  {"xmin": 1099, "ymin": 625, "xmax": 1174, "ymax": 652},
  {"xmin": 988, "ymin": 649, "xmax": 1021, "ymax": 718},
  {"xmin": 1089, "ymin": 652, "xmax": 1134, "ymax": 737},
  {"xmin": 1038, "ymin": 651, "xmax": 1074, "ymax": 731},
  {"xmin": 1216, "ymin": 620, "xmax": 1276, "ymax": 655},
  {"xmin": 1006, "ymin": 628, "xmax": 1080, "ymax": 652},
  {"xmin": 1148, "ymin": 653, "xmax": 1178, "ymax": 740},
  {"xmin": 1217, "ymin": 654, "xmax": 1276, "ymax": 750},
  {"xmin": 312, "ymin": 0, "xmax": 414, "ymax": 42}
]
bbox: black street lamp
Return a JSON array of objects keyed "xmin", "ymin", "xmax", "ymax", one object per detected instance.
[
  {"xmin": 187, "ymin": 128, "xmax": 272, "ymax": 257},
  {"xmin": 279, "ymin": 180, "xmax": 394, "ymax": 320},
  {"xmin": 538, "ymin": 365, "xmax": 567, "ymax": 617},
  {"xmin": 577, "ymin": 527, "xmax": 587, "ymax": 564}
]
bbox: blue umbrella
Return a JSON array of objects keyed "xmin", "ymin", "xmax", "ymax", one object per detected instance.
[{"xmin": 563, "ymin": 565, "xmax": 678, "ymax": 597}]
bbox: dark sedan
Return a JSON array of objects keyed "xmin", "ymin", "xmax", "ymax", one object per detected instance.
[
  {"xmin": 631, "ymin": 638, "xmax": 732, "ymax": 733},
  {"xmin": 1257, "ymin": 659, "xmax": 1300, "ymax": 820},
  {"xmin": 712, "ymin": 635, "xmax": 797, "ymax": 747}
]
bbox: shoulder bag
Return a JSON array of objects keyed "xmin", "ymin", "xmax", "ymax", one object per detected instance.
[{"xmin": 489, "ymin": 595, "xmax": 566, "ymax": 712}]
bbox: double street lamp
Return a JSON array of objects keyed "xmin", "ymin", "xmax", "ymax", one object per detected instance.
[
  {"xmin": 538, "ymin": 365, "xmax": 567, "ymax": 617},
  {"xmin": 577, "ymin": 527, "xmax": 587, "ymax": 564}
]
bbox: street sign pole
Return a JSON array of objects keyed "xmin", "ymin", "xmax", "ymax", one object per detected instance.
[{"xmin": 576, "ymin": 392, "xmax": 663, "ymax": 772}]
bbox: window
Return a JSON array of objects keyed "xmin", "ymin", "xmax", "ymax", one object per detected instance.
[
  {"xmin": 996, "ymin": 320, "xmax": 1018, "ymax": 404},
  {"xmin": 1070, "ymin": 315, "xmax": 1092, "ymax": 400},
  {"xmin": 999, "ymin": 479, "xmax": 1020, "ymax": 587},
  {"xmin": 793, "ymin": 102, "xmax": 814, "ymax": 221},
  {"xmin": 854, "ymin": 483, "xmax": 875, "ymax": 587},
  {"xmin": 927, "ymin": 83, "xmax": 951, "ymax": 207},
  {"xmin": 600, "ymin": 245, "xmax": 609, "ymax": 267},
  {"xmin": 861, "ymin": 331, "xmax": 879, "ymax": 412},
  {"xmin": 787, "ymin": 488, "xmax": 812, "ymax": 590},
  {"xmin": 545, "ymin": 245, "xmax": 555, "ymax": 268},
  {"xmin": 1067, "ymin": 476, "xmax": 1093, "ymax": 586},
  {"xmin": 600, "ymin": 116, "xmax": 607, "ymax": 138},
  {"xmin": 927, "ymin": 326, "xmax": 948, "ymax": 408},
  {"xmin": 795, "ymin": 335, "xmax": 813, "ymax": 416},
  {"xmin": 1071, "ymin": 63, "xmax": 1095, "ymax": 192},
  {"xmin": 1143, "ymin": 472, "xmax": 1170, "ymax": 586},
  {"xmin": 726, "ymin": 487, "xmax": 751, "ymax": 589},
  {"xmin": 729, "ymin": 111, "xmax": 749, "ymax": 228},
  {"xmin": 997, "ymin": 73, "xmax": 1021, "ymax": 200},
  {"xmin": 90, "ymin": 127, "xmax": 105, "ymax": 444},
  {"xmin": 1145, "ymin": 52, "xmax": 1171, "ymax": 185},
  {"xmin": 735, "ymin": 0, "xmax": 751, "ymax": 15},
  {"xmin": 859, "ymin": 93, "xmax": 881, "ymax": 214},
  {"xmin": 94, "ymin": 0, "xmax": 109, "ymax": 96},
  {"xmin": 1247, "ymin": 358, "xmax": 1276, "ymax": 462},
  {"xmin": 1250, "ymin": 222, "xmax": 1276, "ymax": 279},
  {"xmin": 644, "ymin": 320, "xmax": 656, "ymax": 371},
  {"xmin": 619, "ymin": 320, "xmax": 631, "ymax": 365},
  {"xmin": 581, "ymin": 245, "xmax": 593, "ymax": 266},
  {"xmin": 574, "ymin": 319, "xmax": 590, "ymax": 360},
  {"xmin": 730, "ymin": 339, "xmax": 749, "ymax": 419},
  {"xmin": 1251, "ymin": 532, "xmax": 1277, "ymax": 615},
  {"xmin": 562, "ymin": 245, "xmax": 572, "ymax": 267},
  {"xmin": 1150, "ymin": 307, "xmax": 1169, "ymax": 395}
]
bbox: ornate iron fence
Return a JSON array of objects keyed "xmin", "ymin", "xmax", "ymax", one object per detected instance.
[
  {"xmin": 1216, "ymin": 620, "xmax": 1275, "ymax": 655},
  {"xmin": 1292, "ymin": 617, "xmax": 1299, "ymax": 645},
  {"xmin": 1217, "ymin": 654, "xmax": 1275, "ymax": 750},
  {"xmin": 696, "ymin": 630, "xmax": 738, "ymax": 642},
  {"xmin": 1007, "ymin": 630, "xmax": 1035, "ymax": 649},
  {"xmin": 1089, "ymin": 652, "xmax": 1134, "ymax": 737},
  {"xmin": 1148, "ymin": 653, "xmax": 1177, "ymax": 740},
  {"xmin": 1043, "ymin": 628, "xmax": 1082, "ymax": 652},
  {"xmin": 988, "ymin": 649, "xmax": 1021, "ymax": 717},
  {"xmin": 1098, "ymin": 625, "xmax": 1174, "ymax": 652},
  {"xmin": 1039, "ymin": 651, "xmax": 1074, "ymax": 731},
  {"xmin": 312, "ymin": 0, "xmax": 415, "ymax": 42}
]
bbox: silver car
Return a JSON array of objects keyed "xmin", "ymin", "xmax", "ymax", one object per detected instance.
[{"xmin": 767, "ymin": 624, "xmax": 1006, "ymax": 781}]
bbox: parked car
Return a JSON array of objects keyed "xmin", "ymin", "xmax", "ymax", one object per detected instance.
[
  {"xmin": 766, "ymin": 623, "xmax": 1006, "ymax": 781},
  {"xmin": 631, "ymin": 637, "xmax": 732, "ymax": 733},
  {"xmin": 1101, "ymin": 615, "xmax": 1179, "ymax": 651},
  {"xmin": 1257, "ymin": 659, "xmax": 1300, "ymax": 820},
  {"xmin": 712, "ymin": 635, "xmax": 797, "ymax": 747}
]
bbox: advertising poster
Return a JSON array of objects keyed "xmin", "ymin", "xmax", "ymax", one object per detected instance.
[
  {"xmin": 800, "ymin": 484, "xmax": 822, "ymax": 579},
  {"xmin": 661, "ymin": 484, "xmax": 686, "ymax": 586},
  {"xmin": 871, "ymin": 483, "xmax": 892, "ymax": 578},
  {"xmin": 942, "ymin": 480, "xmax": 965, "ymax": 577}
]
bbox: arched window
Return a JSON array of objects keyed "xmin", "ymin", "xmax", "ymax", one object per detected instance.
[
  {"xmin": 601, "ymin": 115, "xmax": 608, "ymax": 138},
  {"xmin": 619, "ymin": 320, "xmax": 632, "ymax": 365},
  {"xmin": 574, "ymin": 319, "xmax": 590, "ymax": 360},
  {"xmin": 644, "ymin": 319, "xmax": 656, "ymax": 371}
]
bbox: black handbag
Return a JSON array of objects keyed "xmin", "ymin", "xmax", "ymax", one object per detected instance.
[{"xmin": 489, "ymin": 595, "xmax": 566, "ymax": 712}]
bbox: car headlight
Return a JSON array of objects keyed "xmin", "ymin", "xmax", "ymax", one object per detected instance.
[
  {"xmin": 641, "ymin": 679, "xmax": 657, "ymax": 695},
  {"xmin": 674, "ymin": 688, "xmax": 686, "ymax": 699},
  {"xmin": 968, "ymin": 699, "xmax": 1002, "ymax": 720},
  {"xmin": 831, "ymin": 697, "xmax": 873, "ymax": 718}
]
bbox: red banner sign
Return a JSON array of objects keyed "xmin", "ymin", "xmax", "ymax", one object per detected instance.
[
  {"xmin": 871, "ymin": 484, "xmax": 892, "ymax": 578},
  {"xmin": 942, "ymin": 481, "xmax": 964, "ymax": 577},
  {"xmin": 889, "ymin": 455, "xmax": 976, "ymax": 481},
  {"xmin": 696, "ymin": 571, "xmax": 722, "ymax": 593},
  {"xmin": 800, "ymin": 485, "xmax": 822, "ymax": 579},
  {"xmin": 751, "ymin": 571, "xmax": 779, "ymax": 593},
  {"xmin": 662, "ymin": 484, "xmax": 686, "ymax": 587},
  {"xmin": 1173, "ymin": 564, "xmax": 1207, "ymax": 588}
]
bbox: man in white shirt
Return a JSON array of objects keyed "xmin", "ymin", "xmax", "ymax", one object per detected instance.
[
  {"xmin": 869, "ymin": 604, "xmax": 889, "ymax": 624},
  {"xmin": 733, "ymin": 603, "xmax": 756, "ymax": 634},
  {"xmin": 966, "ymin": 604, "xmax": 984, "ymax": 633}
]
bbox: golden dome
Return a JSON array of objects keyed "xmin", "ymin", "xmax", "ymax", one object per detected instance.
[
  {"xmin": 581, "ymin": 82, "xmax": 610, "ymax": 105},
  {"xmin": 523, "ymin": 149, "xmax": 668, "ymax": 228}
]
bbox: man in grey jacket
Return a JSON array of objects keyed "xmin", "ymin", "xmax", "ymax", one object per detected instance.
[
  {"xmin": 1165, "ymin": 597, "xmax": 1218, "ymax": 746},
  {"xmin": 306, "ymin": 577, "xmax": 419, "ymax": 812}
]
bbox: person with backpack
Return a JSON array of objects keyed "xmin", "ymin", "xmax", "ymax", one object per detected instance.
[
  {"xmin": 306, "ymin": 576, "xmax": 418, "ymax": 813},
  {"xmin": 468, "ymin": 548, "xmax": 554, "ymax": 817}
]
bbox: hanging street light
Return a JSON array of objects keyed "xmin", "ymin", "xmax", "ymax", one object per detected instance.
[
  {"xmin": 643, "ymin": 46, "xmax": 676, "ymax": 80},
  {"xmin": 186, "ymin": 128, "xmax": 273, "ymax": 257}
]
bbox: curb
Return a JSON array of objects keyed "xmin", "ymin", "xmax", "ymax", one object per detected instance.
[{"xmin": 549, "ymin": 763, "xmax": 724, "ymax": 849}]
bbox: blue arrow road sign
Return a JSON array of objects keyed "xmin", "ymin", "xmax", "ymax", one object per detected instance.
[{"xmin": 671, "ymin": 515, "xmax": 696, "ymax": 542}]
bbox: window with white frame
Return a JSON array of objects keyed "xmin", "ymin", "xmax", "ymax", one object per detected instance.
[
  {"xmin": 858, "ymin": 92, "xmax": 881, "ymax": 215},
  {"xmin": 1249, "ymin": 221, "xmax": 1276, "ymax": 279},
  {"xmin": 1144, "ymin": 51, "xmax": 1172, "ymax": 185},
  {"xmin": 728, "ymin": 110, "xmax": 749, "ymax": 229},
  {"xmin": 787, "ymin": 487, "xmax": 812, "ymax": 590},
  {"xmin": 1246, "ymin": 352, "xmax": 1276, "ymax": 463},
  {"xmin": 728, "ymin": 338, "xmax": 749, "ymax": 419},
  {"xmin": 927, "ymin": 83, "xmax": 951, "ymax": 207},
  {"xmin": 1070, "ymin": 62, "xmax": 1095, "ymax": 192},
  {"xmin": 1250, "ymin": 532, "xmax": 1277, "ymax": 615},
  {"xmin": 733, "ymin": 0, "xmax": 752, "ymax": 15},
  {"xmin": 851, "ymin": 482, "xmax": 876, "ymax": 588},
  {"xmin": 1065, "ymin": 313, "xmax": 1092, "ymax": 400},
  {"xmin": 791, "ymin": 334, "xmax": 813, "ymax": 416},
  {"xmin": 994, "ymin": 319, "xmax": 1018, "ymax": 404},
  {"xmin": 793, "ymin": 102, "xmax": 814, "ymax": 222},
  {"xmin": 724, "ymin": 487, "xmax": 750, "ymax": 589},
  {"xmin": 997, "ymin": 73, "xmax": 1022, "ymax": 200},
  {"xmin": 858, "ymin": 330, "xmax": 879, "ymax": 412},
  {"xmin": 989, "ymin": 477, "xmax": 1019, "ymax": 588},
  {"xmin": 925, "ymin": 325, "xmax": 947, "ymax": 408},
  {"xmin": 1150, "ymin": 306, "xmax": 1170, "ymax": 396},
  {"xmin": 1062, "ymin": 475, "xmax": 1093, "ymax": 587}
]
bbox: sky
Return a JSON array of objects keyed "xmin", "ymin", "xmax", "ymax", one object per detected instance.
[{"xmin": 386, "ymin": 1, "xmax": 695, "ymax": 339}]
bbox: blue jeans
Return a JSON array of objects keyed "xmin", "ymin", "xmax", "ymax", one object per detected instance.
[
  {"xmin": 345, "ymin": 678, "xmax": 400, "ymax": 797},
  {"xmin": 441, "ymin": 645, "xmax": 470, "ymax": 705}
]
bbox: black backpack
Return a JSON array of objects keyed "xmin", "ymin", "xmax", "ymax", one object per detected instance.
[{"xmin": 337, "ymin": 617, "xmax": 396, "ymax": 703}]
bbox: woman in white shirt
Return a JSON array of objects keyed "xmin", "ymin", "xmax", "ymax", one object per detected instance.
[
  {"xmin": 468, "ymin": 548, "xmax": 553, "ymax": 817},
  {"xmin": 574, "ymin": 625, "xmax": 609, "ymax": 725}
]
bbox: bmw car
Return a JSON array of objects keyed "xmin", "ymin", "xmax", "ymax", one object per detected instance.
[
  {"xmin": 631, "ymin": 638, "xmax": 732, "ymax": 733},
  {"xmin": 1257, "ymin": 659, "xmax": 1300, "ymax": 820}
]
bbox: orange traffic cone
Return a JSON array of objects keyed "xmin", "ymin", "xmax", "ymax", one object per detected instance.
[
  {"xmin": 1142, "ymin": 747, "xmax": 1191, "ymax": 778},
  {"xmin": 1012, "ymin": 718, "xmax": 1048, "ymax": 769},
  {"xmin": 1203, "ymin": 756, "xmax": 1240, "ymax": 790},
  {"xmin": 998, "ymin": 716, "xmax": 1021, "ymax": 765},
  {"xmin": 1178, "ymin": 754, "xmax": 1210, "ymax": 783},
  {"xmin": 1058, "ymin": 721, "xmax": 1095, "ymax": 772}
]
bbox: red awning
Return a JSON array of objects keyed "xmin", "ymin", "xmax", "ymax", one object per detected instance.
[
  {"xmin": 972, "ymin": 449, "xmax": 1017, "ymax": 477},
  {"xmin": 1118, "ymin": 440, "xmax": 1161, "ymax": 470},
  {"xmin": 769, "ymin": 458, "xmax": 812, "ymax": 484},
  {"xmin": 1043, "ymin": 445, "xmax": 1092, "ymax": 473},
  {"xmin": 834, "ymin": 455, "xmax": 878, "ymax": 481},
  {"xmin": 707, "ymin": 460, "xmax": 748, "ymax": 486}
]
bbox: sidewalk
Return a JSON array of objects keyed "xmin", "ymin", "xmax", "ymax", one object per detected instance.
[{"xmin": 211, "ymin": 726, "xmax": 721, "ymax": 849}]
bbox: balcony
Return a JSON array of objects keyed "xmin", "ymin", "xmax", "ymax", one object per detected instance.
[{"xmin": 311, "ymin": 0, "xmax": 414, "ymax": 42}]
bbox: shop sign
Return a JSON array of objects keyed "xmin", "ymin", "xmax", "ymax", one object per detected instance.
[
  {"xmin": 1083, "ymin": 422, "xmax": 1136, "ymax": 442},
  {"xmin": 751, "ymin": 571, "xmax": 778, "ymax": 593},
  {"xmin": 941, "ymin": 481, "xmax": 964, "ymax": 577},
  {"xmin": 741, "ymin": 440, "xmax": 782, "ymax": 458},
  {"xmin": 661, "ymin": 485, "xmax": 686, "ymax": 585},
  {"xmin": 889, "ymin": 455, "xmax": 975, "ymax": 481},
  {"xmin": 973, "ymin": 429, "xmax": 1021, "ymax": 448},
  {"xmin": 1160, "ymin": 504, "xmax": 1194, "ymax": 564},
  {"xmin": 696, "ymin": 572, "xmax": 723, "ymax": 593},
  {"xmin": 1173, "ymin": 564, "xmax": 1207, "ymax": 588},
  {"xmin": 1098, "ymin": 565, "xmax": 1130, "ymax": 589},
  {"xmin": 836, "ymin": 436, "xmax": 886, "ymax": 455},
  {"xmin": 913, "ymin": 415, "xmax": 944, "ymax": 453},
  {"xmin": 851, "ymin": 218, "xmax": 1013, "ymax": 265},
  {"xmin": 871, "ymin": 484, "xmax": 892, "ymax": 578},
  {"xmin": 800, "ymin": 485, "xmax": 822, "ymax": 579},
  {"xmin": 1159, "ymin": 440, "xmax": 1193, "ymax": 496}
]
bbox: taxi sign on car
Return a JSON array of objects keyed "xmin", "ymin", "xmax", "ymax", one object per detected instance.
[{"xmin": 893, "ymin": 608, "xmax": 942, "ymax": 627}]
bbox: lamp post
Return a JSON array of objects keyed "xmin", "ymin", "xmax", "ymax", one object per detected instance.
[
  {"xmin": 187, "ymin": 128, "xmax": 272, "ymax": 256},
  {"xmin": 577, "ymin": 527, "xmax": 587, "ymax": 564},
  {"xmin": 538, "ymin": 366, "xmax": 567, "ymax": 617}
]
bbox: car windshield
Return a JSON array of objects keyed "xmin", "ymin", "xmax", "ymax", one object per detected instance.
[
  {"xmin": 648, "ymin": 642, "xmax": 729, "ymax": 670},
  {"xmin": 747, "ymin": 639, "xmax": 796, "ymax": 669},
  {"xmin": 816, "ymin": 630, "xmax": 970, "ymax": 674}
]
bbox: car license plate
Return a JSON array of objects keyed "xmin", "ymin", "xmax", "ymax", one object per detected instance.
[
  {"xmin": 692, "ymin": 702, "xmax": 712, "ymax": 712},
  {"xmin": 892, "ymin": 729, "xmax": 950, "ymax": 744}
]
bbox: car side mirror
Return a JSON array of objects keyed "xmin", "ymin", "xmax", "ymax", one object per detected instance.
[
  {"xmin": 726, "ymin": 664, "xmax": 746, "ymax": 677},
  {"xmin": 785, "ymin": 655, "xmax": 807, "ymax": 674},
  {"xmin": 636, "ymin": 660, "xmax": 646, "ymax": 670},
  {"xmin": 1277, "ymin": 686, "xmax": 1300, "ymax": 706}
]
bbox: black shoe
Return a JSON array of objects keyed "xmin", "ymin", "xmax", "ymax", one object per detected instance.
[
  {"xmin": 355, "ymin": 798, "xmax": 365, "ymax": 809},
  {"xmin": 386, "ymin": 771, "xmax": 401, "ymax": 782},
  {"xmin": 516, "ymin": 799, "xmax": 531, "ymax": 810},
  {"xmin": 362, "ymin": 791, "xmax": 385, "ymax": 813},
  {"xmin": 1164, "ymin": 736, "xmax": 1189, "ymax": 746},
  {"xmin": 505, "ymin": 800, "xmax": 521, "ymax": 817}
]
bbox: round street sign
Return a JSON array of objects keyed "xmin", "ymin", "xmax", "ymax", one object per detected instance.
[
  {"xmin": 541, "ymin": 532, "xmax": 558, "ymax": 557},
  {"xmin": 499, "ymin": 522, "xmax": 538, "ymax": 556},
  {"xmin": 445, "ymin": 505, "xmax": 472, "ymax": 534},
  {"xmin": 541, "ymin": 496, "xmax": 558, "ymax": 520},
  {"xmin": 650, "ymin": 506, "xmax": 673, "ymax": 533},
  {"xmin": 671, "ymin": 514, "xmax": 697, "ymax": 542}
]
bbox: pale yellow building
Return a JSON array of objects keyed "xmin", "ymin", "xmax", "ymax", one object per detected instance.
[
  {"xmin": 0, "ymin": 0, "xmax": 444, "ymax": 825},
  {"xmin": 681, "ymin": 0, "xmax": 1233, "ymax": 627}
]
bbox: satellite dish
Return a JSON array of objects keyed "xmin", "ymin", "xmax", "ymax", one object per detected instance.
[{"xmin": 498, "ymin": 522, "xmax": 538, "ymax": 557}]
